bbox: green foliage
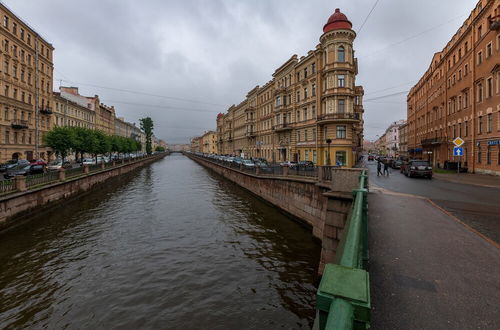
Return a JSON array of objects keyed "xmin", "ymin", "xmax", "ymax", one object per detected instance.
[
  {"xmin": 140, "ymin": 117, "xmax": 154, "ymax": 155},
  {"xmin": 155, "ymin": 146, "xmax": 166, "ymax": 152},
  {"xmin": 44, "ymin": 126, "xmax": 144, "ymax": 160},
  {"xmin": 43, "ymin": 126, "xmax": 75, "ymax": 161}
]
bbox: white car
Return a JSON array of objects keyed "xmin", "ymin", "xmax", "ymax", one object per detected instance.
[
  {"xmin": 47, "ymin": 160, "xmax": 62, "ymax": 171},
  {"xmin": 82, "ymin": 158, "xmax": 96, "ymax": 165}
]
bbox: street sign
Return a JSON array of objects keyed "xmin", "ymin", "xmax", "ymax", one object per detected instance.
[
  {"xmin": 453, "ymin": 137, "xmax": 464, "ymax": 147},
  {"xmin": 453, "ymin": 147, "xmax": 464, "ymax": 156}
]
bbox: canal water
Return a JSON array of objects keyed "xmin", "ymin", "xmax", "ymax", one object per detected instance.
[{"xmin": 0, "ymin": 154, "xmax": 321, "ymax": 329}]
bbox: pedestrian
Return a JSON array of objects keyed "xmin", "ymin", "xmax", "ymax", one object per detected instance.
[
  {"xmin": 377, "ymin": 160, "xmax": 382, "ymax": 176},
  {"xmin": 383, "ymin": 161, "xmax": 390, "ymax": 176}
]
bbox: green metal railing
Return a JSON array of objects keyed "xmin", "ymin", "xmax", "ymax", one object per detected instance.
[{"xmin": 315, "ymin": 169, "xmax": 370, "ymax": 330}]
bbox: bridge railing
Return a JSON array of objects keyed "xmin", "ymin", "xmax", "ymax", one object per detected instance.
[{"xmin": 315, "ymin": 169, "xmax": 370, "ymax": 330}]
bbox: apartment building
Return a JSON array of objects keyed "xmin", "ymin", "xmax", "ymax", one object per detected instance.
[
  {"xmin": 407, "ymin": 0, "xmax": 499, "ymax": 174},
  {"xmin": 216, "ymin": 8, "xmax": 364, "ymax": 167},
  {"xmin": 53, "ymin": 88, "xmax": 95, "ymax": 129},
  {"xmin": 0, "ymin": 3, "xmax": 54, "ymax": 162},
  {"xmin": 201, "ymin": 131, "xmax": 216, "ymax": 154}
]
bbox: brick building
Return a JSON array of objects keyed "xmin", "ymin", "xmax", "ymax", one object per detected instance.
[{"xmin": 407, "ymin": 0, "xmax": 499, "ymax": 174}]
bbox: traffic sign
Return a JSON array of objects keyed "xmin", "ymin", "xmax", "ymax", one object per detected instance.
[
  {"xmin": 453, "ymin": 137, "xmax": 464, "ymax": 147},
  {"xmin": 453, "ymin": 147, "xmax": 464, "ymax": 156}
]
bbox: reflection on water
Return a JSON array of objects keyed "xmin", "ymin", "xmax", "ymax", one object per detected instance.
[{"xmin": 0, "ymin": 154, "xmax": 320, "ymax": 329}]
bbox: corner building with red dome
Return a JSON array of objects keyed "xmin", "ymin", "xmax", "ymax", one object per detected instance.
[{"xmin": 216, "ymin": 9, "xmax": 364, "ymax": 167}]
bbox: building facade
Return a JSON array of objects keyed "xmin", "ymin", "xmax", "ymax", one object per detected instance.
[
  {"xmin": 216, "ymin": 9, "xmax": 364, "ymax": 167},
  {"xmin": 0, "ymin": 3, "xmax": 54, "ymax": 162},
  {"xmin": 201, "ymin": 131, "xmax": 217, "ymax": 154},
  {"xmin": 399, "ymin": 122, "xmax": 409, "ymax": 157},
  {"xmin": 53, "ymin": 89, "xmax": 95, "ymax": 129},
  {"xmin": 407, "ymin": 0, "xmax": 499, "ymax": 174}
]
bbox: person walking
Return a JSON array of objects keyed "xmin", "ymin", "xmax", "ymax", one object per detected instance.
[
  {"xmin": 383, "ymin": 160, "xmax": 390, "ymax": 176},
  {"xmin": 377, "ymin": 160, "xmax": 382, "ymax": 176}
]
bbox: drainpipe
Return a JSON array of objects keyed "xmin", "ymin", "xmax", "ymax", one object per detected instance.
[{"xmin": 471, "ymin": 20, "xmax": 476, "ymax": 173}]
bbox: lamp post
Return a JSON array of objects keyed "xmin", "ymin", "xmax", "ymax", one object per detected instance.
[{"xmin": 326, "ymin": 139, "xmax": 332, "ymax": 165}]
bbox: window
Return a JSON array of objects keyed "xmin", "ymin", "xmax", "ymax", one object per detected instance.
[
  {"xmin": 27, "ymin": 34, "xmax": 31, "ymax": 45},
  {"xmin": 459, "ymin": 69, "xmax": 462, "ymax": 80},
  {"xmin": 335, "ymin": 151, "xmax": 346, "ymax": 166},
  {"xmin": 312, "ymin": 105, "xmax": 316, "ymax": 118},
  {"xmin": 477, "ymin": 82, "xmax": 483, "ymax": 102},
  {"xmin": 477, "ymin": 145, "xmax": 482, "ymax": 163},
  {"xmin": 20, "ymin": 28, "xmax": 24, "ymax": 40},
  {"xmin": 3, "ymin": 16, "xmax": 8, "ymax": 29},
  {"xmin": 312, "ymin": 63, "xmax": 316, "ymax": 74},
  {"xmin": 304, "ymin": 67, "xmax": 308, "ymax": 78},
  {"xmin": 3, "ymin": 39, "xmax": 8, "ymax": 52},
  {"xmin": 486, "ymin": 43, "xmax": 492, "ymax": 57},
  {"xmin": 4, "ymin": 85, "xmax": 8, "ymax": 97},
  {"xmin": 487, "ymin": 146, "xmax": 492, "ymax": 164},
  {"xmin": 487, "ymin": 77, "xmax": 492, "ymax": 98},
  {"xmin": 458, "ymin": 123, "xmax": 462, "ymax": 137},
  {"xmin": 464, "ymin": 90, "xmax": 469, "ymax": 107},
  {"xmin": 465, "ymin": 64, "xmax": 468, "ymax": 75},
  {"xmin": 12, "ymin": 66, "xmax": 16, "ymax": 78},
  {"xmin": 312, "ymin": 83, "xmax": 316, "ymax": 96},
  {"xmin": 304, "ymin": 88, "xmax": 308, "ymax": 99},
  {"xmin": 3, "ymin": 60, "xmax": 8, "ymax": 74},
  {"xmin": 337, "ymin": 46, "xmax": 345, "ymax": 62},
  {"xmin": 338, "ymin": 74, "xmax": 345, "ymax": 87},
  {"xmin": 465, "ymin": 41, "xmax": 468, "ymax": 51},
  {"xmin": 12, "ymin": 22, "xmax": 16, "ymax": 34},
  {"xmin": 478, "ymin": 25, "xmax": 482, "ymax": 39},
  {"xmin": 487, "ymin": 113, "xmax": 492, "ymax": 132},
  {"xmin": 338, "ymin": 99, "xmax": 345, "ymax": 113},
  {"xmin": 296, "ymin": 91, "xmax": 300, "ymax": 102},
  {"xmin": 478, "ymin": 116, "xmax": 483, "ymax": 133},
  {"xmin": 4, "ymin": 130, "xmax": 9, "ymax": 144},
  {"xmin": 477, "ymin": 51, "xmax": 483, "ymax": 65},
  {"xmin": 336, "ymin": 125, "xmax": 346, "ymax": 139}
]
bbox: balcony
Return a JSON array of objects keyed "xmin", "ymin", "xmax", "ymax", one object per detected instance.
[
  {"xmin": 490, "ymin": 16, "xmax": 500, "ymax": 30},
  {"xmin": 11, "ymin": 119, "xmax": 28, "ymax": 129},
  {"xmin": 274, "ymin": 86, "xmax": 287, "ymax": 95},
  {"xmin": 421, "ymin": 138, "xmax": 446, "ymax": 146},
  {"xmin": 245, "ymin": 130, "xmax": 256, "ymax": 138},
  {"xmin": 317, "ymin": 112, "xmax": 360, "ymax": 124},
  {"xmin": 40, "ymin": 106, "xmax": 53, "ymax": 115},
  {"xmin": 273, "ymin": 122, "xmax": 293, "ymax": 132}
]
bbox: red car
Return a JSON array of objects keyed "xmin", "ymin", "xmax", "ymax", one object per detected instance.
[{"xmin": 30, "ymin": 159, "xmax": 48, "ymax": 166}]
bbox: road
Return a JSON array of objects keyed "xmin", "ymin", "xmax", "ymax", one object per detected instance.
[{"xmin": 366, "ymin": 160, "xmax": 500, "ymax": 243}]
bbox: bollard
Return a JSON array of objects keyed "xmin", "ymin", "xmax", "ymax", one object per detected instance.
[
  {"xmin": 83, "ymin": 164, "xmax": 89, "ymax": 174},
  {"xmin": 101, "ymin": 162, "xmax": 105, "ymax": 170},
  {"xmin": 14, "ymin": 175, "xmax": 27, "ymax": 192},
  {"xmin": 112, "ymin": 160, "xmax": 116, "ymax": 167},
  {"xmin": 318, "ymin": 166, "xmax": 324, "ymax": 181},
  {"xmin": 58, "ymin": 168, "xmax": 66, "ymax": 181}
]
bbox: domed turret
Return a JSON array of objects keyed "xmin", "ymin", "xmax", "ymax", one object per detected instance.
[{"xmin": 323, "ymin": 8, "xmax": 352, "ymax": 33}]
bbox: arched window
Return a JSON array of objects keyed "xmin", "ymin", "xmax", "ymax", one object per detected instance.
[{"xmin": 338, "ymin": 46, "xmax": 345, "ymax": 62}]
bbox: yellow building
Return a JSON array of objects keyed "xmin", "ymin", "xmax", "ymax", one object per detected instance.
[
  {"xmin": 0, "ymin": 3, "xmax": 54, "ymax": 162},
  {"xmin": 215, "ymin": 8, "xmax": 364, "ymax": 167},
  {"xmin": 201, "ymin": 131, "xmax": 217, "ymax": 154}
]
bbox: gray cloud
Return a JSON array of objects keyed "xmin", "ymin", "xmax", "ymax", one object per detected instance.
[{"xmin": 4, "ymin": 0, "xmax": 473, "ymax": 143}]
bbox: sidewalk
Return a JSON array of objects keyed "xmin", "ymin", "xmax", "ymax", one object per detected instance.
[
  {"xmin": 368, "ymin": 190, "xmax": 500, "ymax": 329},
  {"xmin": 433, "ymin": 172, "xmax": 500, "ymax": 188}
]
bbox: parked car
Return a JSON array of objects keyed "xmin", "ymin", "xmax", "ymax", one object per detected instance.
[
  {"xmin": 391, "ymin": 160, "xmax": 403, "ymax": 169},
  {"xmin": 30, "ymin": 159, "xmax": 47, "ymax": 166},
  {"xmin": 295, "ymin": 161, "xmax": 315, "ymax": 168},
  {"xmin": 82, "ymin": 158, "xmax": 96, "ymax": 165},
  {"xmin": 241, "ymin": 159, "xmax": 255, "ymax": 168},
  {"xmin": 402, "ymin": 160, "xmax": 433, "ymax": 179},
  {"xmin": 4, "ymin": 164, "xmax": 45, "ymax": 179},
  {"xmin": 0, "ymin": 160, "xmax": 18, "ymax": 172},
  {"xmin": 368, "ymin": 155, "xmax": 374, "ymax": 161},
  {"xmin": 280, "ymin": 161, "xmax": 297, "ymax": 167}
]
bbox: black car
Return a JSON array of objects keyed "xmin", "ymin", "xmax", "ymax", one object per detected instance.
[
  {"xmin": 4, "ymin": 164, "xmax": 45, "ymax": 179},
  {"xmin": 402, "ymin": 160, "xmax": 433, "ymax": 179}
]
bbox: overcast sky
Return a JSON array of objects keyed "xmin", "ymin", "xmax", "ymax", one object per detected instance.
[{"xmin": 4, "ymin": 0, "xmax": 474, "ymax": 143}]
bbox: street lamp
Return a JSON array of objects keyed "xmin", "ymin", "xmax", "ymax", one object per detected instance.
[{"xmin": 326, "ymin": 138, "xmax": 332, "ymax": 165}]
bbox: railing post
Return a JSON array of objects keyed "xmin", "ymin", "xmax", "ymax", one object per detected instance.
[
  {"xmin": 239, "ymin": 163, "xmax": 243, "ymax": 171},
  {"xmin": 112, "ymin": 160, "xmax": 116, "ymax": 167},
  {"xmin": 283, "ymin": 166, "xmax": 289, "ymax": 176},
  {"xmin": 317, "ymin": 166, "xmax": 324, "ymax": 181},
  {"xmin": 83, "ymin": 165, "xmax": 89, "ymax": 174},
  {"xmin": 58, "ymin": 168, "xmax": 66, "ymax": 181},
  {"xmin": 101, "ymin": 162, "xmax": 105, "ymax": 170},
  {"xmin": 14, "ymin": 175, "xmax": 27, "ymax": 192},
  {"xmin": 255, "ymin": 166, "xmax": 260, "ymax": 175}
]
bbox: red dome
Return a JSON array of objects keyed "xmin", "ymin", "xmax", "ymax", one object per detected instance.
[{"xmin": 323, "ymin": 8, "xmax": 352, "ymax": 33}]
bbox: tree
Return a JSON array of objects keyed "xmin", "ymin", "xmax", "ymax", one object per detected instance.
[
  {"xmin": 140, "ymin": 117, "xmax": 154, "ymax": 155},
  {"xmin": 43, "ymin": 126, "xmax": 75, "ymax": 162},
  {"xmin": 155, "ymin": 146, "xmax": 166, "ymax": 152}
]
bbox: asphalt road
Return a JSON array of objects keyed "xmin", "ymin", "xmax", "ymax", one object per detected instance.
[{"xmin": 366, "ymin": 160, "xmax": 500, "ymax": 243}]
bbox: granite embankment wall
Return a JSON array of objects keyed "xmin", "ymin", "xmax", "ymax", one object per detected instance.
[
  {"xmin": 0, "ymin": 154, "xmax": 166, "ymax": 233},
  {"xmin": 187, "ymin": 154, "xmax": 362, "ymax": 274}
]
